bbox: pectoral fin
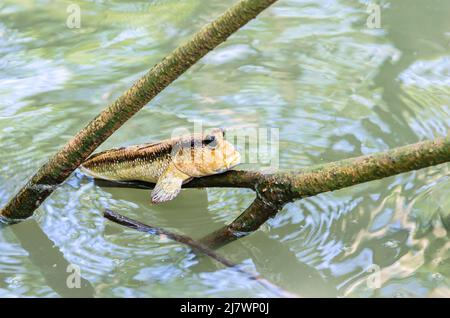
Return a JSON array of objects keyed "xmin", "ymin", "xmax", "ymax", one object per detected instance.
[{"xmin": 151, "ymin": 164, "xmax": 192, "ymax": 204}]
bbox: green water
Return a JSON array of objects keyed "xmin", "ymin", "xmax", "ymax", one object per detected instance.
[{"xmin": 0, "ymin": 0, "xmax": 449, "ymax": 297}]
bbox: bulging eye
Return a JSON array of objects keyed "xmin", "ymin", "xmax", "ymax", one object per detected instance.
[{"xmin": 202, "ymin": 135, "xmax": 218, "ymax": 148}]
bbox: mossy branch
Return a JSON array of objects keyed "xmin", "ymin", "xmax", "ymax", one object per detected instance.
[
  {"xmin": 201, "ymin": 135, "xmax": 450, "ymax": 248},
  {"xmin": 93, "ymin": 135, "xmax": 450, "ymax": 248},
  {"xmin": 0, "ymin": 0, "xmax": 278, "ymax": 220}
]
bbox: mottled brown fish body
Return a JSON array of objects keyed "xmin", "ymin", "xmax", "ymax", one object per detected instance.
[
  {"xmin": 80, "ymin": 130, "xmax": 241, "ymax": 203},
  {"xmin": 81, "ymin": 140, "xmax": 174, "ymax": 182}
]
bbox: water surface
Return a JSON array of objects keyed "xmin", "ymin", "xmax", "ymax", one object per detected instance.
[{"xmin": 0, "ymin": 0, "xmax": 449, "ymax": 297}]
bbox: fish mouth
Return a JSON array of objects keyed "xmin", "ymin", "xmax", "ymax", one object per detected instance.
[
  {"xmin": 212, "ymin": 152, "xmax": 240, "ymax": 174},
  {"xmin": 225, "ymin": 151, "xmax": 241, "ymax": 170}
]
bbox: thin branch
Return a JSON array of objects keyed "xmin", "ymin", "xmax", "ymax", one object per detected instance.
[
  {"xmin": 0, "ymin": 0, "xmax": 278, "ymax": 220},
  {"xmin": 103, "ymin": 209, "xmax": 297, "ymax": 298},
  {"xmin": 104, "ymin": 209, "xmax": 234, "ymax": 266}
]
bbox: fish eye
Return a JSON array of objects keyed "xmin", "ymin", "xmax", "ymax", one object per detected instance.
[{"xmin": 202, "ymin": 135, "xmax": 218, "ymax": 148}]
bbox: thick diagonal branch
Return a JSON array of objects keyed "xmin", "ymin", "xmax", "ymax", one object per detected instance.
[{"xmin": 0, "ymin": 0, "xmax": 278, "ymax": 220}]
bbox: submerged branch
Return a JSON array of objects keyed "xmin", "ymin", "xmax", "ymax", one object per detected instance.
[
  {"xmin": 0, "ymin": 0, "xmax": 278, "ymax": 220},
  {"xmin": 97, "ymin": 136, "xmax": 450, "ymax": 248},
  {"xmin": 103, "ymin": 209, "xmax": 297, "ymax": 297},
  {"xmin": 104, "ymin": 209, "xmax": 235, "ymax": 266}
]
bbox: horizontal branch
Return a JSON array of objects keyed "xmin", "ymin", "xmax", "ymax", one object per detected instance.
[
  {"xmin": 95, "ymin": 135, "xmax": 450, "ymax": 248},
  {"xmin": 201, "ymin": 135, "xmax": 450, "ymax": 248},
  {"xmin": 93, "ymin": 170, "xmax": 260, "ymax": 190},
  {"xmin": 96, "ymin": 136, "xmax": 450, "ymax": 199}
]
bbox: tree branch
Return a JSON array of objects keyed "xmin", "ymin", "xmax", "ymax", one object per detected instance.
[
  {"xmin": 200, "ymin": 135, "xmax": 450, "ymax": 248},
  {"xmin": 94, "ymin": 136, "xmax": 450, "ymax": 248},
  {"xmin": 0, "ymin": 0, "xmax": 278, "ymax": 220}
]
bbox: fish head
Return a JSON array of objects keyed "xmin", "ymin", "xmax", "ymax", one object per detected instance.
[{"xmin": 172, "ymin": 129, "xmax": 241, "ymax": 177}]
